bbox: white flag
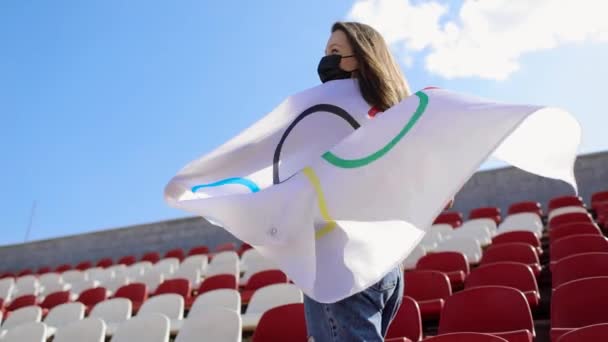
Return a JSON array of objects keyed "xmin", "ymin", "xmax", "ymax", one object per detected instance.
[{"xmin": 164, "ymin": 79, "xmax": 580, "ymax": 303}]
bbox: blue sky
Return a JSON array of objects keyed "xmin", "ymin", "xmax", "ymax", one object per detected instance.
[{"xmin": 1, "ymin": 1, "xmax": 607, "ymax": 246}]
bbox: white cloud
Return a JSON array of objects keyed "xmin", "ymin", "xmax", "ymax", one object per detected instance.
[{"xmin": 348, "ymin": 0, "xmax": 608, "ymax": 80}]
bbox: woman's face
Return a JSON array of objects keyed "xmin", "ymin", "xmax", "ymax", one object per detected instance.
[{"xmin": 325, "ymin": 29, "xmax": 359, "ymax": 72}]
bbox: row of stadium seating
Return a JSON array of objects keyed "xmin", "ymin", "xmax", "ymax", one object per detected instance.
[{"xmin": 0, "ymin": 190, "xmax": 607, "ymax": 341}]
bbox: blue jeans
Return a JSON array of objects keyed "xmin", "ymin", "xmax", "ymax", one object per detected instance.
[{"xmin": 303, "ymin": 265, "xmax": 404, "ymax": 341}]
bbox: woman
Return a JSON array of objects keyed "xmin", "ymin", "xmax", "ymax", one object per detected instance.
[{"xmin": 303, "ymin": 21, "xmax": 411, "ymax": 342}]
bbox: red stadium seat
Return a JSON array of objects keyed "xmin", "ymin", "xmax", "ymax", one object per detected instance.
[
  {"xmin": 548, "ymin": 196, "xmax": 584, "ymax": 211},
  {"xmin": 117, "ymin": 255, "xmax": 136, "ymax": 266},
  {"xmin": 153, "ymin": 278, "xmax": 191, "ymax": 302},
  {"xmin": 96, "ymin": 258, "xmax": 114, "ymax": 268},
  {"xmin": 434, "ymin": 212, "xmax": 463, "ymax": 228},
  {"xmin": 416, "ymin": 252, "xmax": 469, "ymax": 289},
  {"xmin": 591, "ymin": 190, "xmax": 608, "ymax": 211},
  {"xmin": 550, "ymin": 223, "xmax": 601, "ymax": 244},
  {"xmin": 40, "ymin": 290, "xmax": 70, "ymax": 312},
  {"xmin": 196, "ymin": 274, "xmax": 238, "ymax": 295},
  {"xmin": 75, "ymin": 261, "xmax": 93, "ymax": 271},
  {"xmin": 113, "ymin": 283, "xmax": 148, "ymax": 312},
  {"xmin": 423, "ymin": 332, "xmax": 508, "ymax": 342},
  {"xmin": 550, "ymin": 234, "xmax": 608, "ymax": 266},
  {"xmin": 439, "ymin": 286, "xmax": 535, "ymax": 342},
  {"xmin": 6, "ymin": 294, "xmax": 37, "ymax": 311},
  {"xmin": 508, "ymin": 201, "xmax": 542, "ymax": 217},
  {"xmin": 469, "ymin": 207, "xmax": 502, "ymax": 225},
  {"xmin": 241, "ymin": 270, "xmax": 289, "ymax": 304},
  {"xmin": 556, "ymin": 323, "xmax": 608, "ymax": 342},
  {"xmin": 252, "ymin": 303, "xmax": 308, "ymax": 342},
  {"xmin": 16, "ymin": 269, "xmax": 33, "ymax": 277},
  {"xmin": 55, "ymin": 264, "xmax": 72, "ymax": 273},
  {"xmin": 480, "ymin": 243, "xmax": 541, "ymax": 277},
  {"xmin": 164, "ymin": 248, "xmax": 185, "ymax": 262},
  {"xmin": 549, "ymin": 213, "xmax": 593, "ymax": 229},
  {"xmin": 238, "ymin": 243, "xmax": 254, "ymax": 256},
  {"xmin": 465, "ymin": 262, "xmax": 539, "ymax": 309},
  {"xmin": 404, "ymin": 270, "xmax": 452, "ymax": 321},
  {"xmin": 215, "ymin": 242, "xmax": 237, "ymax": 252},
  {"xmin": 77, "ymin": 287, "xmax": 108, "ymax": 314},
  {"xmin": 492, "ymin": 231, "xmax": 542, "ymax": 256},
  {"xmin": 0, "ymin": 272, "xmax": 14, "ymax": 279},
  {"xmin": 187, "ymin": 245, "xmax": 210, "ymax": 256},
  {"xmin": 551, "ymin": 277, "xmax": 608, "ymax": 341},
  {"xmin": 36, "ymin": 266, "xmax": 52, "ymax": 275},
  {"xmin": 141, "ymin": 252, "xmax": 160, "ymax": 264},
  {"xmin": 386, "ymin": 296, "xmax": 423, "ymax": 341},
  {"xmin": 552, "ymin": 252, "xmax": 608, "ymax": 289}
]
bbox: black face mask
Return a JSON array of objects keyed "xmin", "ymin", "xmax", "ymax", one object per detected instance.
[{"xmin": 317, "ymin": 54, "xmax": 355, "ymax": 83}]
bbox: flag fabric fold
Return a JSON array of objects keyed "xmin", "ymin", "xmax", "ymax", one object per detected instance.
[{"xmin": 164, "ymin": 79, "xmax": 580, "ymax": 303}]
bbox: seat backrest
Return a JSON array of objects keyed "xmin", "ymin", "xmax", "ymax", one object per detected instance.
[
  {"xmin": 492, "ymin": 231, "xmax": 540, "ymax": 250},
  {"xmin": 435, "ymin": 237, "xmax": 482, "ymax": 263},
  {"xmin": 480, "ymin": 243, "xmax": 539, "ymax": 265},
  {"xmin": 96, "ymin": 258, "xmax": 114, "ymax": 268},
  {"xmin": 76, "ymin": 261, "xmax": 93, "ymax": 271},
  {"xmin": 404, "ymin": 270, "xmax": 452, "ymax": 301},
  {"xmin": 77, "ymin": 286, "xmax": 108, "ymax": 308},
  {"xmin": 39, "ymin": 273, "xmax": 63, "ymax": 287},
  {"xmin": 552, "ymin": 276, "xmax": 608, "ymax": 329},
  {"xmin": 439, "ymin": 286, "xmax": 534, "ymax": 336},
  {"xmin": 548, "ymin": 195, "xmax": 584, "ymax": 211},
  {"xmin": 1, "ymin": 321, "xmax": 47, "ymax": 342},
  {"xmin": 556, "ymin": 322, "xmax": 608, "ymax": 342},
  {"xmin": 110, "ymin": 312, "xmax": 169, "ymax": 342},
  {"xmin": 138, "ymin": 293, "xmax": 184, "ymax": 320},
  {"xmin": 465, "ymin": 262, "xmax": 538, "ymax": 293},
  {"xmin": 434, "ymin": 212, "xmax": 463, "ymax": 228},
  {"xmin": 508, "ymin": 201, "xmax": 542, "ymax": 217},
  {"xmin": 386, "ymin": 296, "xmax": 423, "ymax": 341},
  {"xmin": 53, "ymin": 317, "xmax": 106, "ymax": 342},
  {"xmin": 103, "ymin": 274, "xmax": 131, "ymax": 294},
  {"xmin": 187, "ymin": 245, "xmax": 209, "ymax": 256},
  {"xmin": 549, "ymin": 211, "xmax": 593, "ymax": 228},
  {"xmin": 113, "ymin": 283, "xmax": 148, "ymax": 303},
  {"xmin": 552, "ymin": 252, "xmax": 608, "ymax": 289},
  {"xmin": 117, "ymin": 255, "xmax": 137, "ymax": 266},
  {"xmin": 423, "ymin": 332, "xmax": 508, "ymax": 342},
  {"xmin": 550, "ymin": 234, "xmax": 608, "ymax": 262},
  {"xmin": 189, "ymin": 289, "xmax": 241, "ymax": 317},
  {"xmin": 244, "ymin": 270, "xmax": 289, "ymax": 291},
  {"xmin": 198, "ymin": 274, "xmax": 238, "ymax": 294},
  {"xmin": 154, "ymin": 278, "xmax": 191, "ymax": 299},
  {"xmin": 460, "ymin": 219, "xmax": 497, "ymax": 234},
  {"xmin": 176, "ymin": 307, "xmax": 241, "ymax": 342},
  {"xmin": 210, "ymin": 251, "xmax": 239, "ymax": 265},
  {"xmin": 164, "ymin": 249, "xmax": 185, "ymax": 262},
  {"xmin": 90, "ymin": 298, "xmax": 132, "ymax": 324},
  {"xmin": 498, "ymin": 213, "xmax": 543, "ymax": 232},
  {"xmin": 1, "ymin": 305, "xmax": 42, "ymax": 330},
  {"xmin": 141, "ymin": 252, "xmax": 161, "ymax": 264},
  {"xmin": 6, "ymin": 294, "xmax": 37, "ymax": 311},
  {"xmin": 182, "ymin": 254, "xmax": 209, "ymax": 270},
  {"xmin": 56, "ymin": 264, "xmax": 73, "ymax": 273},
  {"xmin": 252, "ymin": 303, "xmax": 307, "ymax": 342},
  {"xmin": 44, "ymin": 302, "xmax": 85, "ymax": 329},
  {"xmin": 40, "ymin": 290, "xmax": 71, "ymax": 310},
  {"xmin": 550, "ymin": 222, "xmax": 601, "ymax": 243},
  {"xmin": 416, "ymin": 252, "xmax": 470, "ymax": 275},
  {"xmin": 153, "ymin": 258, "xmax": 180, "ymax": 276},
  {"xmin": 246, "ymin": 284, "xmax": 303, "ymax": 314},
  {"xmin": 62, "ymin": 270, "xmax": 86, "ymax": 284},
  {"xmin": 135, "ymin": 271, "xmax": 163, "ymax": 293},
  {"xmin": 469, "ymin": 207, "xmax": 501, "ymax": 225}
]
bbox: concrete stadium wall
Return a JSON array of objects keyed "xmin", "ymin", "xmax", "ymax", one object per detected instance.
[{"xmin": 1, "ymin": 151, "xmax": 606, "ymax": 273}]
